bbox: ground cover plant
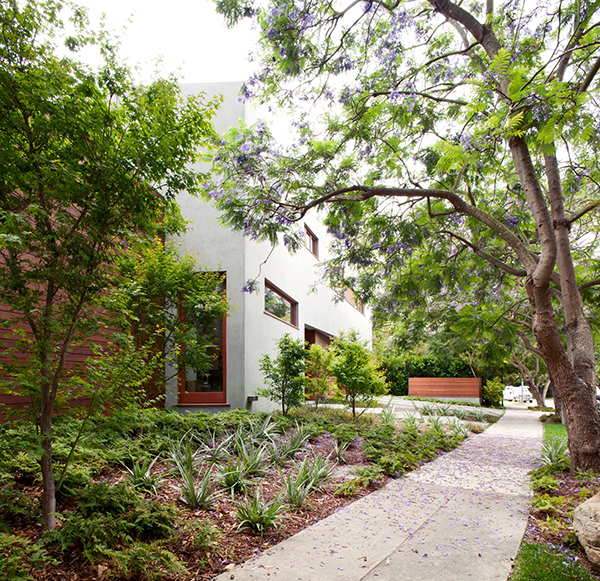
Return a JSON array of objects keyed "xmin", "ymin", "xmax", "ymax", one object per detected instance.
[
  {"xmin": 512, "ymin": 423, "xmax": 600, "ymax": 579},
  {"xmin": 0, "ymin": 404, "xmax": 484, "ymax": 580}
]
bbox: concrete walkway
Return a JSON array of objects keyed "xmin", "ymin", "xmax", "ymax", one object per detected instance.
[{"xmin": 216, "ymin": 406, "xmax": 543, "ymax": 581}]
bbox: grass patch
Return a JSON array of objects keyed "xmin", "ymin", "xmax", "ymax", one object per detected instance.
[
  {"xmin": 544, "ymin": 422, "xmax": 567, "ymax": 443},
  {"xmin": 511, "ymin": 542, "xmax": 595, "ymax": 580}
]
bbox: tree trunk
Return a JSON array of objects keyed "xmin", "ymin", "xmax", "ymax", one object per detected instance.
[
  {"xmin": 527, "ymin": 381, "xmax": 544, "ymax": 408},
  {"xmin": 527, "ymin": 281, "xmax": 600, "ymax": 471},
  {"xmin": 552, "ymin": 385, "xmax": 562, "ymax": 418},
  {"xmin": 39, "ymin": 402, "xmax": 56, "ymax": 530}
]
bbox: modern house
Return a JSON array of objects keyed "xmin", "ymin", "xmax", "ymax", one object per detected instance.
[
  {"xmin": 0, "ymin": 82, "xmax": 371, "ymax": 417},
  {"xmin": 166, "ymin": 82, "xmax": 372, "ymax": 413}
]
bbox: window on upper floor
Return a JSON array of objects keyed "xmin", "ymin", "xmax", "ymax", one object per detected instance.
[
  {"xmin": 264, "ymin": 280, "xmax": 298, "ymax": 327},
  {"xmin": 343, "ymin": 287, "xmax": 365, "ymax": 315},
  {"xmin": 304, "ymin": 224, "xmax": 318, "ymax": 258}
]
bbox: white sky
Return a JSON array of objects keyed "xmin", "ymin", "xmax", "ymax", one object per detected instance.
[{"xmin": 82, "ymin": 0, "xmax": 258, "ymax": 84}]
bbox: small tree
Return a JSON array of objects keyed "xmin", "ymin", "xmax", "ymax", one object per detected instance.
[
  {"xmin": 0, "ymin": 0, "xmax": 219, "ymax": 529},
  {"xmin": 305, "ymin": 343, "xmax": 333, "ymax": 408},
  {"xmin": 104, "ymin": 238, "xmax": 230, "ymax": 395},
  {"xmin": 330, "ymin": 331, "xmax": 388, "ymax": 418},
  {"xmin": 258, "ymin": 334, "xmax": 307, "ymax": 415}
]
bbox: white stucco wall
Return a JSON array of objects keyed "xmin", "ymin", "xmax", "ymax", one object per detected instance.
[{"xmin": 166, "ymin": 81, "xmax": 371, "ymax": 413}]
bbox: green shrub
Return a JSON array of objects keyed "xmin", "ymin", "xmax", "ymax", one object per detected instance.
[
  {"xmin": 330, "ymin": 423, "xmax": 359, "ymax": 445},
  {"xmin": 45, "ymin": 512, "xmax": 130, "ymax": 560},
  {"xmin": 334, "ymin": 479, "xmax": 362, "ymax": 497},
  {"xmin": 351, "ymin": 465, "xmax": 385, "ymax": 486},
  {"xmin": 532, "ymin": 494, "xmax": 567, "ymax": 516},
  {"xmin": 257, "ymin": 334, "xmax": 307, "ymax": 415},
  {"xmin": 104, "ymin": 542, "xmax": 187, "ymax": 581},
  {"xmin": 45, "ymin": 483, "xmax": 176, "ymax": 561},
  {"xmin": 0, "ymin": 534, "xmax": 57, "ymax": 581},
  {"xmin": 77, "ymin": 482, "xmax": 140, "ymax": 517},
  {"xmin": 530, "ymin": 474, "xmax": 559, "ymax": 492},
  {"xmin": 0, "ymin": 484, "xmax": 35, "ymax": 527},
  {"xmin": 330, "ymin": 331, "xmax": 388, "ymax": 418},
  {"xmin": 482, "ymin": 377, "xmax": 504, "ymax": 407}
]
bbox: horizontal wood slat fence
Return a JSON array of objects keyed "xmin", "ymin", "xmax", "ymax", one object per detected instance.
[{"xmin": 408, "ymin": 377, "xmax": 481, "ymax": 403}]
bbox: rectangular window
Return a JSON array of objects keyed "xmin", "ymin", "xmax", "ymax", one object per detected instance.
[
  {"xmin": 304, "ymin": 225, "xmax": 318, "ymax": 258},
  {"xmin": 343, "ymin": 287, "xmax": 365, "ymax": 315},
  {"xmin": 265, "ymin": 280, "xmax": 298, "ymax": 327},
  {"xmin": 178, "ymin": 277, "xmax": 227, "ymax": 405}
]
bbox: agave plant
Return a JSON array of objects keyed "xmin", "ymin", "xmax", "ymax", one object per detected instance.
[
  {"xmin": 540, "ymin": 438, "xmax": 570, "ymax": 473},
  {"xmin": 196, "ymin": 431, "xmax": 233, "ymax": 465},
  {"xmin": 120, "ymin": 456, "xmax": 164, "ymax": 495},
  {"xmin": 235, "ymin": 488, "xmax": 283, "ymax": 534},
  {"xmin": 331, "ymin": 440, "xmax": 350, "ymax": 464},
  {"xmin": 450, "ymin": 408, "xmax": 467, "ymax": 420},
  {"xmin": 379, "ymin": 408, "xmax": 397, "ymax": 428},
  {"xmin": 219, "ymin": 457, "xmax": 249, "ymax": 498},
  {"xmin": 172, "ymin": 466, "xmax": 220, "ymax": 510},
  {"xmin": 279, "ymin": 470, "xmax": 313, "ymax": 509}
]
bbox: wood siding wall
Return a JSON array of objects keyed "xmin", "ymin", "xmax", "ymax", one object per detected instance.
[
  {"xmin": 408, "ymin": 377, "xmax": 482, "ymax": 402},
  {"xmin": 0, "ymin": 306, "xmax": 133, "ymax": 417}
]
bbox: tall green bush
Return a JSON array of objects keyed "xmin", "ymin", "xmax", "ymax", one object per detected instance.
[{"xmin": 305, "ymin": 343, "xmax": 334, "ymax": 407}]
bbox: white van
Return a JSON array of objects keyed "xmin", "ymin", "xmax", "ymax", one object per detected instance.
[
  {"xmin": 503, "ymin": 386, "xmax": 517, "ymax": 401},
  {"xmin": 504, "ymin": 385, "xmax": 533, "ymax": 403}
]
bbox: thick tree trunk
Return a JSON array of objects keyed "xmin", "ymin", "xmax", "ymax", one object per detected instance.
[{"xmin": 527, "ymin": 281, "xmax": 600, "ymax": 471}]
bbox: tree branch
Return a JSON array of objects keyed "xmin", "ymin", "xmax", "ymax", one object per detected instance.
[
  {"xmin": 298, "ymin": 184, "xmax": 537, "ymax": 272},
  {"xmin": 567, "ymin": 201, "xmax": 600, "ymax": 225},
  {"xmin": 578, "ymin": 54, "xmax": 600, "ymax": 94},
  {"xmin": 579, "ymin": 279, "xmax": 600, "ymax": 293},
  {"xmin": 438, "ymin": 230, "xmax": 527, "ymax": 277}
]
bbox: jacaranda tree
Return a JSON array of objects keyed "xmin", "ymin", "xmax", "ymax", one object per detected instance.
[
  {"xmin": 208, "ymin": 0, "xmax": 600, "ymax": 470},
  {"xmin": 0, "ymin": 0, "xmax": 220, "ymax": 528}
]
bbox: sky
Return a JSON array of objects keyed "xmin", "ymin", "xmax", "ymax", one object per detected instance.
[{"xmin": 83, "ymin": 0, "xmax": 258, "ymax": 84}]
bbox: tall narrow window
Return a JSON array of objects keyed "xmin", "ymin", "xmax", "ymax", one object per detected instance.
[
  {"xmin": 304, "ymin": 225, "xmax": 318, "ymax": 258},
  {"xmin": 178, "ymin": 277, "xmax": 227, "ymax": 405},
  {"xmin": 264, "ymin": 280, "xmax": 298, "ymax": 327}
]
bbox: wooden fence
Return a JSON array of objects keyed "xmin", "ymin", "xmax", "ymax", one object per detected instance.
[{"xmin": 408, "ymin": 377, "xmax": 482, "ymax": 403}]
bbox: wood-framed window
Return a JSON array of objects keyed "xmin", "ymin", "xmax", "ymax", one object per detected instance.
[
  {"xmin": 304, "ymin": 225, "xmax": 318, "ymax": 258},
  {"xmin": 343, "ymin": 287, "xmax": 365, "ymax": 315},
  {"xmin": 178, "ymin": 276, "xmax": 227, "ymax": 405},
  {"xmin": 264, "ymin": 280, "xmax": 298, "ymax": 327}
]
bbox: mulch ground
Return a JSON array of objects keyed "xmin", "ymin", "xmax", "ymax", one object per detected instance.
[
  {"xmin": 18, "ymin": 434, "xmax": 391, "ymax": 581},
  {"xmin": 15, "ymin": 431, "xmax": 600, "ymax": 580}
]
